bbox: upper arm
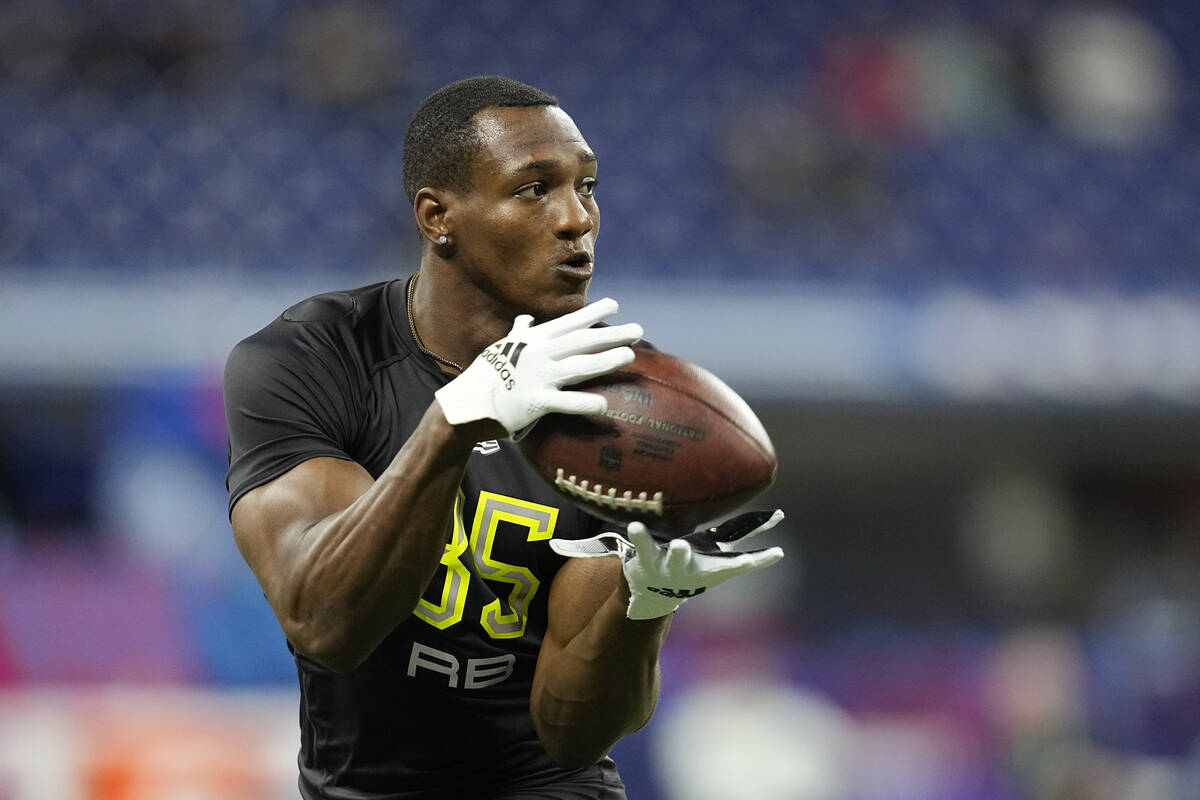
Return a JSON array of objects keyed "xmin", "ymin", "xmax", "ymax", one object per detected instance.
[
  {"xmin": 224, "ymin": 321, "xmax": 366, "ymax": 608},
  {"xmin": 230, "ymin": 456, "xmax": 375, "ymax": 613},
  {"xmin": 224, "ymin": 319, "xmax": 361, "ymax": 517}
]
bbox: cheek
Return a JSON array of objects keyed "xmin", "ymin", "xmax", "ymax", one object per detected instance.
[
  {"xmin": 484, "ymin": 216, "xmax": 531, "ymax": 260},
  {"xmin": 463, "ymin": 202, "xmax": 513, "ymax": 241},
  {"xmin": 463, "ymin": 210, "xmax": 533, "ymax": 271}
]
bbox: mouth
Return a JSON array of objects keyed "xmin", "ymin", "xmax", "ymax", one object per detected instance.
[{"xmin": 556, "ymin": 252, "xmax": 594, "ymax": 277}]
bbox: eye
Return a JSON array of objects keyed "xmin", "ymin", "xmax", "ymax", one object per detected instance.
[
  {"xmin": 578, "ymin": 177, "xmax": 598, "ymax": 197},
  {"xmin": 516, "ymin": 182, "xmax": 548, "ymax": 198}
]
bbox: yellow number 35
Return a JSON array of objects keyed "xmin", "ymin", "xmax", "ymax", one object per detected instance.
[{"xmin": 413, "ymin": 490, "xmax": 559, "ymax": 640}]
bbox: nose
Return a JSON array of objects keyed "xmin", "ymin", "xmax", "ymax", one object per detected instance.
[{"xmin": 555, "ymin": 189, "xmax": 594, "ymax": 241}]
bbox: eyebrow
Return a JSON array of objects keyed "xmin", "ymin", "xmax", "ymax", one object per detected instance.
[{"xmin": 512, "ymin": 151, "xmax": 597, "ymax": 174}]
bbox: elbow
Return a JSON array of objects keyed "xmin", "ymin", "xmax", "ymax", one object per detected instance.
[
  {"xmin": 282, "ymin": 617, "xmax": 383, "ymax": 674},
  {"xmin": 276, "ymin": 587, "xmax": 423, "ymax": 673},
  {"xmin": 537, "ymin": 708, "xmax": 658, "ymax": 768},
  {"xmin": 533, "ymin": 711, "xmax": 621, "ymax": 770},
  {"xmin": 300, "ymin": 642, "xmax": 368, "ymax": 674},
  {"xmin": 531, "ymin": 684, "xmax": 658, "ymax": 768},
  {"xmin": 535, "ymin": 702, "xmax": 659, "ymax": 767},
  {"xmin": 539, "ymin": 737, "xmax": 612, "ymax": 770}
]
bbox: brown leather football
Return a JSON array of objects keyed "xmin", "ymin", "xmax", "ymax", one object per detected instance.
[{"xmin": 517, "ymin": 347, "xmax": 777, "ymax": 535}]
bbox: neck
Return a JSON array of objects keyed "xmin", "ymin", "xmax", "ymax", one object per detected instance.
[{"xmin": 409, "ymin": 261, "xmax": 514, "ymax": 369}]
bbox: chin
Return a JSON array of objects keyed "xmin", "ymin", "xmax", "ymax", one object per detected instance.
[{"xmin": 531, "ymin": 286, "xmax": 589, "ymax": 322}]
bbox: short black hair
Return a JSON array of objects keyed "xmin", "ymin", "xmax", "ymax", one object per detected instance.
[{"xmin": 402, "ymin": 75, "xmax": 558, "ymax": 204}]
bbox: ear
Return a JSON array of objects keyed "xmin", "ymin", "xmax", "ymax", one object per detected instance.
[{"xmin": 413, "ymin": 187, "xmax": 450, "ymax": 246}]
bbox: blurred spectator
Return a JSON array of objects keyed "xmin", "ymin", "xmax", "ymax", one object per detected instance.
[
  {"xmin": 0, "ymin": 0, "xmax": 241, "ymax": 94},
  {"xmin": 652, "ymin": 680, "xmax": 855, "ymax": 800},
  {"xmin": 1091, "ymin": 554, "xmax": 1200, "ymax": 758},
  {"xmin": 718, "ymin": 92, "xmax": 888, "ymax": 221},
  {"xmin": 984, "ymin": 626, "xmax": 1093, "ymax": 799},
  {"xmin": 1, "ymin": 0, "xmax": 1197, "ymax": 287},
  {"xmin": 282, "ymin": 2, "xmax": 408, "ymax": 108},
  {"xmin": 956, "ymin": 468, "xmax": 1081, "ymax": 618},
  {"xmin": 816, "ymin": 22, "xmax": 1017, "ymax": 142},
  {"xmin": 1032, "ymin": 7, "xmax": 1181, "ymax": 147}
]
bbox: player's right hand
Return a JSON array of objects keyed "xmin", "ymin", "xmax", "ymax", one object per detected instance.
[{"xmin": 434, "ymin": 298, "xmax": 642, "ymax": 439}]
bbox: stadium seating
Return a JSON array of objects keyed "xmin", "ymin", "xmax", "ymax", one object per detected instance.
[{"xmin": 1, "ymin": 0, "xmax": 1195, "ymax": 290}]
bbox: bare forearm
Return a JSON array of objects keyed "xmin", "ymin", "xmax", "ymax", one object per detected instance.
[
  {"xmin": 532, "ymin": 586, "xmax": 671, "ymax": 767},
  {"xmin": 276, "ymin": 406, "xmax": 486, "ymax": 669}
]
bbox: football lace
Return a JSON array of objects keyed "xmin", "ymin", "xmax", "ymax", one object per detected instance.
[{"xmin": 553, "ymin": 469, "xmax": 664, "ymax": 516}]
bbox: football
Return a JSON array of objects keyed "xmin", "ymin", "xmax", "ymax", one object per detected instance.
[{"xmin": 517, "ymin": 346, "xmax": 777, "ymax": 535}]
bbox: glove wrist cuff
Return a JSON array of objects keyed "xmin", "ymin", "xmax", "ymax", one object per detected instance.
[
  {"xmin": 434, "ymin": 375, "xmax": 493, "ymax": 428},
  {"xmin": 626, "ymin": 593, "xmax": 682, "ymax": 620}
]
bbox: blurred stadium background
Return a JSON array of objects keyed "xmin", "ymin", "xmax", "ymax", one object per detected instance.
[{"xmin": 2, "ymin": 1, "xmax": 1200, "ymax": 798}]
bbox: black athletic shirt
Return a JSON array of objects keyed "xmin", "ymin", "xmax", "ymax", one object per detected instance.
[{"xmin": 223, "ymin": 278, "xmax": 625, "ymax": 800}]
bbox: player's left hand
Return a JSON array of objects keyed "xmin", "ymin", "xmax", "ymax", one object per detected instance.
[{"xmin": 549, "ymin": 510, "xmax": 786, "ymax": 620}]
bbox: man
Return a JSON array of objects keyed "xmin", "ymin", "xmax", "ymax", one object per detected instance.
[{"xmin": 224, "ymin": 75, "xmax": 784, "ymax": 799}]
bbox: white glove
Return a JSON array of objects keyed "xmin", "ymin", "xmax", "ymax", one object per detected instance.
[
  {"xmin": 550, "ymin": 510, "xmax": 786, "ymax": 620},
  {"xmin": 434, "ymin": 298, "xmax": 643, "ymax": 439}
]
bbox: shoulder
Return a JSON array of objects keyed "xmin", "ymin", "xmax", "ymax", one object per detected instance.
[
  {"xmin": 279, "ymin": 285, "xmax": 367, "ymax": 324},
  {"xmin": 269, "ymin": 280, "xmax": 394, "ymax": 342},
  {"xmin": 223, "ymin": 284, "xmax": 402, "ymax": 429},
  {"xmin": 228, "ymin": 281, "xmax": 399, "ymax": 373}
]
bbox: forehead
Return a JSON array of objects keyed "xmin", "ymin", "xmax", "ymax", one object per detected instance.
[{"xmin": 470, "ymin": 105, "xmax": 594, "ymax": 174}]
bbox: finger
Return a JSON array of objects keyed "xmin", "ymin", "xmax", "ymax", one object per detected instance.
[
  {"xmin": 534, "ymin": 297, "xmax": 621, "ymax": 337},
  {"xmin": 541, "ymin": 389, "xmax": 607, "ymax": 417},
  {"xmin": 665, "ymin": 539, "xmax": 692, "ymax": 571},
  {"xmin": 628, "ymin": 525, "xmax": 660, "ymax": 569},
  {"xmin": 745, "ymin": 545, "xmax": 785, "ymax": 569},
  {"xmin": 508, "ymin": 314, "xmax": 535, "ymax": 335},
  {"xmin": 544, "ymin": 323, "xmax": 644, "ymax": 358},
  {"xmin": 627, "ymin": 523, "xmax": 653, "ymax": 548},
  {"xmin": 744, "ymin": 509, "xmax": 786, "ymax": 539},
  {"xmin": 692, "ymin": 545, "xmax": 785, "ymax": 580},
  {"xmin": 552, "ymin": 347, "xmax": 636, "ymax": 385},
  {"xmin": 725, "ymin": 546, "xmax": 786, "ymax": 574}
]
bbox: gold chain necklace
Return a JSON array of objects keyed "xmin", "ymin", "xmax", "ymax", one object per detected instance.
[{"xmin": 406, "ymin": 273, "xmax": 465, "ymax": 373}]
